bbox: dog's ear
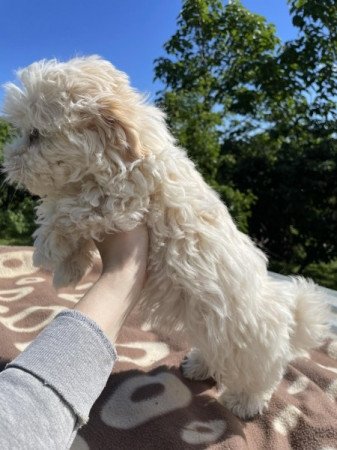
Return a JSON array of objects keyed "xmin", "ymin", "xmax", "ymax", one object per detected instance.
[
  {"xmin": 96, "ymin": 97, "xmax": 148, "ymax": 161},
  {"xmin": 68, "ymin": 57, "xmax": 150, "ymax": 160}
]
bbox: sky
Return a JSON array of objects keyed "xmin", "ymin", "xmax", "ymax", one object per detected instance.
[{"xmin": 0, "ymin": 0, "xmax": 297, "ymax": 107}]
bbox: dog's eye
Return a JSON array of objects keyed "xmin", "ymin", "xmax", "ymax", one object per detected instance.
[{"xmin": 29, "ymin": 128, "xmax": 40, "ymax": 146}]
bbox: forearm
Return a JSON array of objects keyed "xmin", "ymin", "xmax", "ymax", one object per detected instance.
[
  {"xmin": 0, "ymin": 226, "xmax": 148, "ymax": 449},
  {"xmin": 74, "ymin": 226, "xmax": 148, "ymax": 341},
  {"xmin": 0, "ymin": 368, "xmax": 76, "ymax": 450},
  {"xmin": 0, "ymin": 310, "xmax": 117, "ymax": 450},
  {"xmin": 74, "ymin": 271, "xmax": 143, "ymax": 342}
]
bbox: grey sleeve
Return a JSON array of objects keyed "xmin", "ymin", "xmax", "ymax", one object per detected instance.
[{"xmin": 0, "ymin": 309, "xmax": 117, "ymax": 450}]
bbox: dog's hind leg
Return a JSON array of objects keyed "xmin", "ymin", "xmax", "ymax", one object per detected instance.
[
  {"xmin": 181, "ymin": 348, "xmax": 212, "ymax": 381},
  {"xmin": 182, "ymin": 346, "xmax": 283, "ymax": 418}
]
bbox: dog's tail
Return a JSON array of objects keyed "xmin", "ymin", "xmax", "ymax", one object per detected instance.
[{"xmin": 289, "ymin": 277, "xmax": 330, "ymax": 356}]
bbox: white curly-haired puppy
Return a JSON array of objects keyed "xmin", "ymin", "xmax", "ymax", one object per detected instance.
[{"xmin": 3, "ymin": 56, "xmax": 328, "ymax": 418}]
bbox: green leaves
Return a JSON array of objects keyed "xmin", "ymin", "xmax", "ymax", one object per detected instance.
[
  {"xmin": 0, "ymin": 120, "xmax": 11, "ymax": 155},
  {"xmin": 155, "ymin": 0, "xmax": 337, "ymax": 285},
  {"xmin": 0, "ymin": 120, "xmax": 36, "ymax": 245},
  {"xmin": 154, "ymin": 0, "xmax": 282, "ymax": 226}
]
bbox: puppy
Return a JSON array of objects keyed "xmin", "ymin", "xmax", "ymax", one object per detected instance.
[{"xmin": 3, "ymin": 56, "xmax": 328, "ymax": 418}]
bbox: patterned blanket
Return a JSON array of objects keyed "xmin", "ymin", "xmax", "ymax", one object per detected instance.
[{"xmin": 0, "ymin": 246, "xmax": 336, "ymax": 449}]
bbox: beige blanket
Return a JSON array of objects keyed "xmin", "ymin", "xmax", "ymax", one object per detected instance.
[{"xmin": 0, "ymin": 246, "xmax": 336, "ymax": 449}]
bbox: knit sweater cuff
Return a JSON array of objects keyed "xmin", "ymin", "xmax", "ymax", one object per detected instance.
[{"xmin": 7, "ymin": 309, "xmax": 117, "ymax": 424}]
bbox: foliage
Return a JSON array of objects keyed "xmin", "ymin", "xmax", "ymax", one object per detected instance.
[
  {"xmin": 0, "ymin": 120, "xmax": 11, "ymax": 149},
  {"xmin": 223, "ymin": 134, "xmax": 337, "ymax": 272},
  {"xmin": 0, "ymin": 120, "xmax": 36, "ymax": 245},
  {"xmin": 155, "ymin": 0, "xmax": 337, "ymax": 285},
  {"xmin": 303, "ymin": 260, "xmax": 337, "ymax": 291}
]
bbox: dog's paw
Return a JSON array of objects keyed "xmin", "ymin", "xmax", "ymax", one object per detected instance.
[
  {"xmin": 33, "ymin": 249, "xmax": 53, "ymax": 271},
  {"xmin": 219, "ymin": 390, "xmax": 272, "ymax": 419},
  {"xmin": 181, "ymin": 348, "xmax": 211, "ymax": 381},
  {"xmin": 53, "ymin": 260, "xmax": 86, "ymax": 289}
]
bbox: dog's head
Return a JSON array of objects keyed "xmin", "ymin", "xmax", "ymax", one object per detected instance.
[{"xmin": 2, "ymin": 56, "xmax": 163, "ymax": 197}]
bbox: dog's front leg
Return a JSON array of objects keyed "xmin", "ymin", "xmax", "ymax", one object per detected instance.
[
  {"xmin": 33, "ymin": 198, "xmax": 96, "ymax": 287},
  {"xmin": 53, "ymin": 239, "xmax": 95, "ymax": 288},
  {"xmin": 33, "ymin": 224, "xmax": 73, "ymax": 271},
  {"xmin": 33, "ymin": 221, "xmax": 94, "ymax": 288},
  {"xmin": 34, "ymin": 224, "xmax": 93, "ymax": 288}
]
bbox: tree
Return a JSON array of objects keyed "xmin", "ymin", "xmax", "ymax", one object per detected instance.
[
  {"xmin": 155, "ymin": 0, "xmax": 282, "ymax": 231},
  {"xmin": 155, "ymin": 0, "xmax": 337, "ymax": 285},
  {"xmin": 0, "ymin": 120, "xmax": 36, "ymax": 244},
  {"xmin": 0, "ymin": 120, "xmax": 11, "ymax": 150},
  {"xmin": 220, "ymin": 0, "xmax": 337, "ymax": 273}
]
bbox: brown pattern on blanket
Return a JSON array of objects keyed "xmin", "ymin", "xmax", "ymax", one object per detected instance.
[{"xmin": 0, "ymin": 246, "xmax": 336, "ymax": 449}]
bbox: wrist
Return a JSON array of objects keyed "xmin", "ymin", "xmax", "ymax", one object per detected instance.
[{"xmin": 73, "ymin": 272, "xmax": 137, "ymax": 342}]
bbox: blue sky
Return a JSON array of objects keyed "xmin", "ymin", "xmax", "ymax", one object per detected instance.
[{"xmin": 0, "ymin": 0, "xmax": 297, "ymax": 107}]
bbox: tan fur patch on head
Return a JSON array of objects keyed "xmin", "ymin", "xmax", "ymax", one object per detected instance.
[
  {"xmin": 66, "ymin": 56, "xmax": 150, "ymax": 161},
  {"xmin": 98, "ymin": 97, "xmax": 149, "ymax": 160}
]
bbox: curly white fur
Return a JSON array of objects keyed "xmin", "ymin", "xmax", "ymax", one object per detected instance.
[{"xmin": 2, "ymin": 56, "xmax": 329, "ymax": 418}]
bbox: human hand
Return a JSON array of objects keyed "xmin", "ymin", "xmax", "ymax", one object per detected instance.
[
  {"xmin": 95, "ymin": 224, "xmax": 148, "ymax": 277},
  {"xmin": 73, "ymin": 225, "xmax": 148, "ymax": 342}
]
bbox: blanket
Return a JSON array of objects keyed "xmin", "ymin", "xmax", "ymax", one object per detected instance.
[{"xmin": 0, "ymin": 246, "xmax": 336, "ymax": 449}]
